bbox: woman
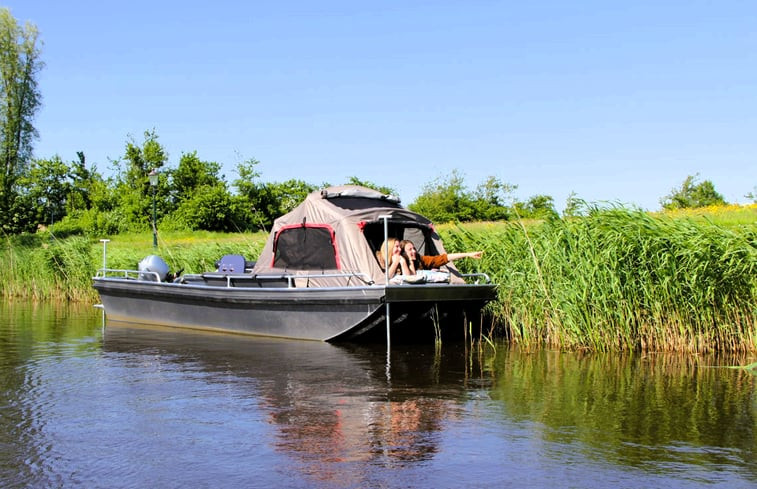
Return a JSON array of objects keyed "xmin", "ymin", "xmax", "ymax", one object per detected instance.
[
  {"xmin": 376, "ymin": 237, "xmax": 410, "ymax": 278},
  {"xmin": 400, "ymin": 240, "xmax": 483, "ymax": 275}
]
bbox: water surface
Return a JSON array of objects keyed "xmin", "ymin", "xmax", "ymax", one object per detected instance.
[{"xmin": 0, "ymin": 302, "xmax": 755, "ymax": 488}]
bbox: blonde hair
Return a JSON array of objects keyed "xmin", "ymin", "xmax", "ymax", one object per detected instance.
[{"xmin": 376, "ymin": 237, "xmax": 399, "ymax": 270}]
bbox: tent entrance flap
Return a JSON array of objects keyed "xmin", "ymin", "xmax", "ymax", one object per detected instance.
[{"xmin": 361, "ymin": 220, "xmax": 439, "ymax": 257}]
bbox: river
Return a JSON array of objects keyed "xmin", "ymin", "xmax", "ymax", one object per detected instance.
[{"xmin": 0, "ymin": 302, "xmax": 754, "ymax": 488}]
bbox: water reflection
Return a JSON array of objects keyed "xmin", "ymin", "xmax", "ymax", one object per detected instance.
[
  {"xmin": 1, "ymin": 302, "xmax": 755, "ymax": 488},
  {"xmin": 488, "ymin": 349, "xmax": 757, "ymax": 482},
  {"xmin": 0, "ymin": 302, "xmax": 104, "ymax": 488},
  {"xmin": 101, "ymin": 324, "xmax": 477, "ymax": 485}
]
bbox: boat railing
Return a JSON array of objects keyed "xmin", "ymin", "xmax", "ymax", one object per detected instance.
[
  {"xmin": 176, "ymin": 271, "xmax": 375, "ymax": 288},
  {"xmin": 96, "ymin": 267, "xmax": 374, "ymax": 287},
  {"xmin": 96, "ymin": 267, "xmax": 487, "ymax": 286},
  {"xmin": 95, "ymin": 268, "xmax": 163, "ymax": 281},
  {"xmin": 460, "ymin": 272, "xmax": 491, "ymax": 284}
]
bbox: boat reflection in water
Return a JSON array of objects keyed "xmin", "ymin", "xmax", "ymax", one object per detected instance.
[
  {"xmin": 102, "ymin": 321, "xmax": 757, "ymax": 488},
  {"xmin": 102, "ymin": 321, "xmax": 486, "ymax": 483}
]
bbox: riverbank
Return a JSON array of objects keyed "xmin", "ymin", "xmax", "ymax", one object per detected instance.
[{"xmin": 2, "ymin": 205, "xmax": 755, "ymax": 352}]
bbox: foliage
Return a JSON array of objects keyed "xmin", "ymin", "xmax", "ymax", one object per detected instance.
[
  {"xmin": 18, "ymin": 155, "xmax": 71, "ymax": 226},
  {"xmin": 345, "ymin": 176, "xmax": 396, "ymax": 197},
  {"xmin": 0, "ymin": 233, "xmax": 95, "ymax": 301},
  {"xmin": 409, "ymin": 170, "xmax": 474, "ymax": 222},
  {"xmin": 169, "ymin": 184, "xmax": 249, "ymax": 232},
  {"xmin": 470, "ymin": 176, "xmax": 515, "ymax": 221},
  {"xmin": 170, "ymin": 151, "xmax": 223, "ymax": 206},
  {"xmin": 657, "ymin": 203, "xmax": 757, "ymax": 227},
  {"xmin": 0, "ymin": 8, "xmax": 43, "ymax": 233},
  {"xmin": 746, "ymin": 186, "xmax": 757, "ymax": 204},
  {"xmin": 233, "ymin": 158, "xmax": 317, "ymax": 230},
  {"xmin": 661, "ymin": 173, "xmax": 727, "ymax": 210},
  {"xmin": 409, "ymin": 170, "xmax": 556, "ymax": 222},
  {"xmin": 442, "ymin": 206, "xmax": 756, "ymax": 353},
  {"xmin": 49, "ymin": 208, "xmax": 122, "ymax": 238},
  {"xmin": 249, "ymin": 179, "xmax": 317, "ymax": 229},
  {"xmin": 563, "ymin": 191, "xmax": 587, "ymax": 217},
  {"xmin": 109, "ymin": 130, "xmax": 169, "ymax": 230},
  {"xmin": 513, "ymin": 194, "xmax": 560, "ymax": 220}
]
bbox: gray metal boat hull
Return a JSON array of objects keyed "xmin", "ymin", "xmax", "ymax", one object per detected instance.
[{"xmin": 93, "ymin": 277, "xmax": 497, "ymax": 342}]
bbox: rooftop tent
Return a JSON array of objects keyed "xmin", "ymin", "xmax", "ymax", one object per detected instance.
[{"xmin": 251, "ymin": 185, "xmax": 461, "ymax": 285}]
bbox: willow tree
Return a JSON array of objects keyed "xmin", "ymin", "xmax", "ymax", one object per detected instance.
[{"xmin": 0, "ymin": 8, "xmax": 43, "ymax": 233}]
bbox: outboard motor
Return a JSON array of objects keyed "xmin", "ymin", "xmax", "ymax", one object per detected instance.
[{"xmin": 138, "ymin": 255, "xmax": 170, "ymax": 282}]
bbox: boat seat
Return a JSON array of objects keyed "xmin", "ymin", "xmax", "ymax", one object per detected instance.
[{"xmin": 215, "ymin": 254, "xmax": 247, "ymax": 273}]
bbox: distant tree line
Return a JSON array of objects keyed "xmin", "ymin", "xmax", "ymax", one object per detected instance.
[
  {"xmin": 7, "ymin": 129, "xmax": 565, "ymax": 237},
  {"xmin": 0, "ymin": 8, "xmax": 748, "ymax": 238}
]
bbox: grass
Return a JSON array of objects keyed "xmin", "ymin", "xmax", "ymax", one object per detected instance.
[
  {"xmin": 95, "ymin": 229, "xmax": 267, "ymax": 275},
  {"xmin": 1, "ymin": 230, "xmax": 267, "ymax": 302}
]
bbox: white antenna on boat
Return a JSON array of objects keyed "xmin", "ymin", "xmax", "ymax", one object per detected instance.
[{"xmin": 99, "ymin": 239, "xmax": 110, "ymax": 274}]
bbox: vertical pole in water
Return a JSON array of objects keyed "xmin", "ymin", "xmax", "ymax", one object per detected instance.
[{"xmin": 379, "ymin": 214, "xmax": 391, "ymax": 380}]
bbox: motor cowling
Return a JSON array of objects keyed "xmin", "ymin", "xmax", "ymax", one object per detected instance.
[{"xmin": 138, "ymin": 255, "xmax": 170, "ymax": 282}]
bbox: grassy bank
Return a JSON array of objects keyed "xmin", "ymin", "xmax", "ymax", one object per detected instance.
[{"xmin": 2, "ymin": 205, "xmax": 755, "ymax": 352}]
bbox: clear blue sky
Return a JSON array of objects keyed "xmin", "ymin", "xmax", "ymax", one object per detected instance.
[{"xmin": 5, "ymin": 1, "xmax": 757, "ymax": 211}]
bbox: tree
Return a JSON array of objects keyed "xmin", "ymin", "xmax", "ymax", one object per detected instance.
[
  {"xmin": 345, "ymin": 176, "xmax": 396, "ymax": 197},
  {"xmin": 112, "ymin": 130, "xmax": 169, "ymax": 230},
  {"xmin": 46, "ymin": 152, "xmax": 115, "ymax": 237},
  {"xmin": 514, "ymin": 194, "xmax": 559, "ymax": 220},
  {"xmin": 661, "ymin": 174, "xmax": 727, "ymax": 210},
  {"xmin": 170, "ymin": 151, "xmax": 224, "ymax": 207},
  {"xmin": 409, "ymin": 171, "xmax": 519, "ymax": 222},
  {"xmin": 746, "ymin": 186, "xmax": 757, "ymax": 204},
  {"xmin": 0, "ymin": 8, "xmax": 43, "ymax": 233},
  {"xmin": 19, "ymin": 155, "xmax": 71, "ymax": 227},
  {"xmin": 171, "ymin": 184, "xmax": 243, "ymax": 232},
  {"xmin": 408, "ymin": 169, "xmax": 475, "ymax": 222},
  {"xmin": 471, "ymin": 176, "xmax": 515, "ymax": 221}
]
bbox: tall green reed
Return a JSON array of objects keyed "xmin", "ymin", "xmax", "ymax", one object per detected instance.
[
  {"xmin": 443, "ymin": 207, "xmax": 757, "ymax": 352},
  {"xmin": 1, "ymin": 234, "xmax": 96, "ymax": 301}
]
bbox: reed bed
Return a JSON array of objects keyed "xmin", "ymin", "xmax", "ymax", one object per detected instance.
[
  {"xmin": 3, "ymin": 207, "xmax": 755, "ymax": 352},
  {"xmin": 0, "ymin": 234, "xmax": 96, "ymax": 301},
  {"xmin": 443, "ymin": 207, "xmax": 757, "ymax": 353},
  {"xmin": 0, "ymin": 232, "xmax": 265, "ymax": 302}
]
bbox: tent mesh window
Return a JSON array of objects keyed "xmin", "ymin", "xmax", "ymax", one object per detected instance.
[{"xmin": 273, "ymin": 225, "xmax": 339, "ymax": 270}]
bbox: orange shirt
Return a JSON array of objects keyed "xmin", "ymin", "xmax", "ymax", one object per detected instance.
[{"xmin": 420, "ymin": 254, "xmax": 449, "ymax": 269}]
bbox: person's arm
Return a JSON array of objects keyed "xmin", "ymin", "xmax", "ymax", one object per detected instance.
[
  {"xmin": 421, "ymin": 254, "xmax": 449, "ymax": 269},
  {"xmin": 421, "ymin": 251, "xmax": 483, "ymax": 269},
  {"xmin": 387, "ymin": 251, "xmax": 408, "ymax": 277},
  {"xmin": 399, "ymin": 257, "xmax": 411, "ymax": 276},
  {"xmin": 447, "ymin": 251, "xmax": 483, "ymax": 261}
]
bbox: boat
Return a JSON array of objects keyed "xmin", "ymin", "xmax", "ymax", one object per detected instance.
[{"xmin": 93, "ymin": 185, "xmax": 497, "ymax": 342}]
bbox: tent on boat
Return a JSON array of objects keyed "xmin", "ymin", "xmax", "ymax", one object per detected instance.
[{"xmin": 250, "ymin": 185, "xmax": 464, "ymax": 286}]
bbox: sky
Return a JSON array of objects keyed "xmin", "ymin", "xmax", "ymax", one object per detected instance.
[{"xmin": 4, "ymin": 1, "xmax": 756, "ymax": 211}]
